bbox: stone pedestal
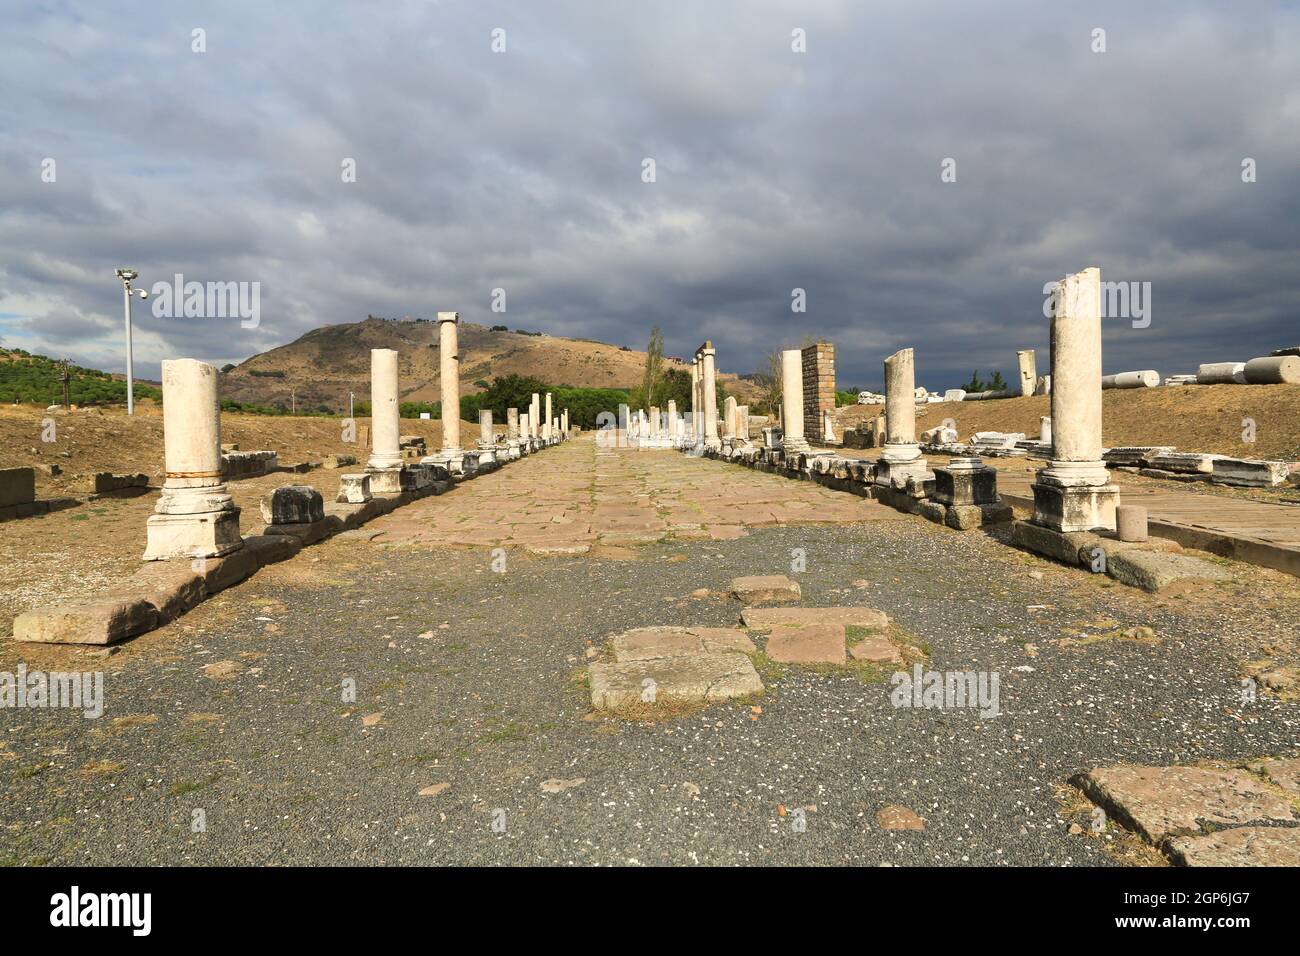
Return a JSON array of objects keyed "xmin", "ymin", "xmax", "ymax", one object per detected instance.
[
  {"xmin": 337, "ymin": 473, "xmax": 372, "ymax": 503},
  {"xmin": 366, "ymin": 348, "xmax": 404, "ymax": 496},
  {"xmin": 144, "ymin": 360, "xmax": 242, "ymax": 560},
  {"xmin": 1030, "ymin": 268, "xmax": 1119, "ymax": 533},
  {"xmin": 780, "ymin": 349, "xmax": 810, "ymax": 454},
  {"xmin": 924, "ymin": 455, "xmax": 1013, "ymax": 529}
]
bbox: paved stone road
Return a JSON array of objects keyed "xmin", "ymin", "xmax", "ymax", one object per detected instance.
[{"xmin": 2, "ymin": 437, "xmax": 1296, "ymax": 866}]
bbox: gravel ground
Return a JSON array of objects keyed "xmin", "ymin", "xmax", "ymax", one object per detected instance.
[{"xmin": 2, "ymin": 454, "xmax": 1296, "ymax": 867}]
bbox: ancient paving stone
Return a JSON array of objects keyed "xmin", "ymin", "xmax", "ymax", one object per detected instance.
[
  {"xmin": 13, "ymin": 597, "xmax": 159, "ymax": 645},
  {"xmin": 610, "ymin": 626, "xmax": 756, "ymax": 662},
  {"xmin": 849, "ymin": 633, "xmax": 904, "ymax": 664},
  {"xmin": 731, "ymin": 574, "xmax": 801, "ymax": 604},
  {"xmin": 741, "ymin": 605, "xmax": 889, "ymax": 631},
  {"xmin": 1248, "ymin": 757, "xmax": 1300, "ymax": 796},
  {"xmin": 588, "ymin": 653, "xmax": 763, "ymax": 710},
  {"xmin": 877, "ymin": 805, "xmax": 925, "ymax": 830},
  {"xmin": 1105, "ymin": 550, "xmax": 1231, "ymax": 592},
  {"xmin": 123, "ymin": 563, "xmax": 206, "ymax": 623},
  {"xmin": 1165, "ymin": 826, "xmax": 1300, "ymax": 867},
  {"xmin": 1073, "ymin": 765, "xmax": 1296, "ymax": 843},
  {"xmin": 765, "ymin": 623, "xmax": 847, "ymax": 664}
]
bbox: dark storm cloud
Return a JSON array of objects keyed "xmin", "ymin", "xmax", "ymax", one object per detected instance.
[{"xmin": 1, "ymin": 0, "xmax": 1297, "ymax": 389}]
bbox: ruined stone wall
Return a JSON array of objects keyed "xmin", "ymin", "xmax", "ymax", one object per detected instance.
[{"xmin": 801, "ymin": 342, "xmax": 836, "ymax": 443}]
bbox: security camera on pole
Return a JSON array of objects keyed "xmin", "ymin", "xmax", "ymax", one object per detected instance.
[{"xmin": 115, "ymin": 269, "xmax": 149, "ymax": 416}]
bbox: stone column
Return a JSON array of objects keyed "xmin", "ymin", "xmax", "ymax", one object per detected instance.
[
  {"xmin": 723, "ymin": 396, "xmax": 737, "ymax": 439},
  {"xmin": 780, "ymin": 349, "xmax": 809, "ymax": 454},
  {"xmin": 690, "ymin": 355, "xmax": 702, "ymax": 442},
  {"xmin": 875, "ymin": 347, "xmax": 928, "ymax": 488},
  {"xmin": 1016, "ymin": 349, "xmax": 1037, "ymax": 397},
  {"xmin": 701, "ymin": 342, "xmax": 720, "ymax": 449},
  {"xmin": 479, "ymin": 410, "xmax": 493, "ymax": 445},
  {"xmin": 736, "ymin": 405, "xmax": 748, "ymax": 443},
  {"xmin": 438, "ymin": 313, "xmax": 461, "ymax": 453},
  {"xmin": 144, "ymin": 359, "xmax": 242, "ymax": 559},
  {"xmin": 519, "ymin": 412, "xmax": 530, "ymax": 448},
  {"xmin": 530, "ymin": 393, "xmax": 541, "ymax": 440},
  {"xmin": 366, "ymin": 348, "xmax": 404, "ymax": 495},
  {"xmin": 544, "ymin": 393, "xmax": 553, "ymax": 441},
  {"xmin": 667, "ymin": 399, "xmax": 678, "ymax": 442},
  {"xmin": 561, "ymin": 409, "xmax": 568, "ymax": 437},
  {"xmin": 1031, "ymin": 267, "xmax": 1119, "ymax": 532},
  {"xmin": 507, "ymin": 407, "xmax": 519, "ymax": 439}
]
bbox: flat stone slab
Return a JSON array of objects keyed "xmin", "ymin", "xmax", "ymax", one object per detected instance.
[
  {"xmin": 1165, "ymin": 826, "xmax": 1300, "ymax": 867},
  {"xmin": 1074, "ymin": 765, "xmax": 1296, "ymax": 843},
  {"xmin": 12, "ymin": 596, "xmax": 159, "ymax": 646},
  {"xmin": 741, "ymin": 605, "xmax": 889, "ymax": 631},
  {"xmin": 1248, "ymin": 757, "xmax": 1300, "ymax": 796},
  {"xmin": 610, "ymin": 626, "xmax": 756, "ymax": 662},
  {"xmin": 730, "ymin": 575, "xmax": 801, "ymax": 604},
  {"xmin": 589, "ymin": 653, "xmax": 763, "ymax": 710},
  {"xmin": 849, "ymin": 633, "xmax": 904, "ymax": 664},
  {"xmin": 1105, "ymin": 550, "xmax": 1231, "ymax": 592},
  {"xmin": 765, "ymin": 624, "xmax": 846, "ymax": 664}
]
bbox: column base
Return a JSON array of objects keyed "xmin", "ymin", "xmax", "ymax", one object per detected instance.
[
  {"xmin": 143, "ymin": 508, "xmax": 243, "ymax": 561},
  {"xmin": 874, "ymin": 456, "xmax": 930, "ymax": 489},
  {"xmin": 1031, "ymin": 477, "xmax": 1120, "ymax": 533},
  {"xmin": 366, "ymin": 466, "xmax": 404, "ymax": 497}
]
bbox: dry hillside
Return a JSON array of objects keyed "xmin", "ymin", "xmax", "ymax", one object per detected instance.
[
  {"xmin": 835, "ymin": 383, "xmax": 1300, "ymax": 461},
  {"xmin": 222, "ymin": 317, "xmax": 759, "ymax": 410}
]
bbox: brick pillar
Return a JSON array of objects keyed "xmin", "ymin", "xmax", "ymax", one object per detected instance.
[{"xmin": 801, "ymin": 342, "xmax": 836, "ymax": 443}]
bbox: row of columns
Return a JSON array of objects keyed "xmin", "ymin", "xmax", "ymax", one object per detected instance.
[{"xmin": 143, "ymin": 313, "xmax": 570, "ymax": 561}]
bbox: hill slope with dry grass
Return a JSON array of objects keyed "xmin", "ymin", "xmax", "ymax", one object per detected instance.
[
  {"xmin": 835, "ymin": 383, "xmax": 1300, "ymax": 460},
  {"xmin": 221, "ymin": 317, "xmax": 759, "ymax": 410}
]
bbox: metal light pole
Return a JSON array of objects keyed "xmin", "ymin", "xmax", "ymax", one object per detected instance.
[{"xmin": 115, "ymin": 269, "xmax": 148, "ymax": 415}]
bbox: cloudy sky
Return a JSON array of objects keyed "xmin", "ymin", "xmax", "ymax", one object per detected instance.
[{"xmin": 2, "ymin": 0, "xmax": 1297, "ymax": 391}]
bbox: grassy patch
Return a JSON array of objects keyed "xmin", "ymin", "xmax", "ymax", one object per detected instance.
[{"xmin": 166, "ymin": 773, "xmax": 221, "ymax": 797}]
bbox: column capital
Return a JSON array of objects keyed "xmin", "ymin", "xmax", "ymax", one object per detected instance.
[{"xmin": 436, "ymin": 311, "xmax": 459, "ymax": 324}]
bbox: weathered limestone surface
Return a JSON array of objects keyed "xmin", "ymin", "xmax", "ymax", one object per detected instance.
[
  {"xmin": 260, "ymin": 485, "xmax": 325, "ymax": 525},
  {"xmin": 610, "ymin": 626, "xmax": 756, "ymax": 662},
  {"xmin": 1197, "ymin": 361, "xmax": 1247, "ymax": 385},
  {"xmin": 1101, "ymin": 370, "xmax": 1159, "ymax": 389},
  {"xmin": 123, "ymin": 562, "xmax": 206, "ymax": 623},
  {"xmin": 336, "ymin": 473, "xmax": 372, "ymax": 503},
  {"xmin": 1105, "ymin": 550, "xmax": 1231, "ymax": 592},
  {"xmin": 1074, "ymin": 765, "xmax": 1296, "ymax": 844},
  {"xmin": 731, "ymin": 575, "xmax": 801, "ymax": 605},
  {"xmin": 1016, "ymin": 349, "xmax": 1036, "ymax": 396},
  {"xmin": 1212, "ymin": 458, "xmax": 1290, "ymax": 487},
  {"xmin": 589, "ymin": 654, "xmax": 763, "ymax": 709},
  {"xmin": 766, "ymin": 624, "xmax": 847, "ymax": 664},
  {"xmin": 1166, "ymin": 827, "xmax": 1300, "ymax": 867},
  {"xmin": 13, "ymin": 597, "xmax": 159, "ymax": 646},
  {"xmin": 1243, "ymin": 355, "xmax": 1300, "ymax": 384},
  {"xmin": 741, "ymin": 606, "xmax": 889, "ymax": 631}
]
